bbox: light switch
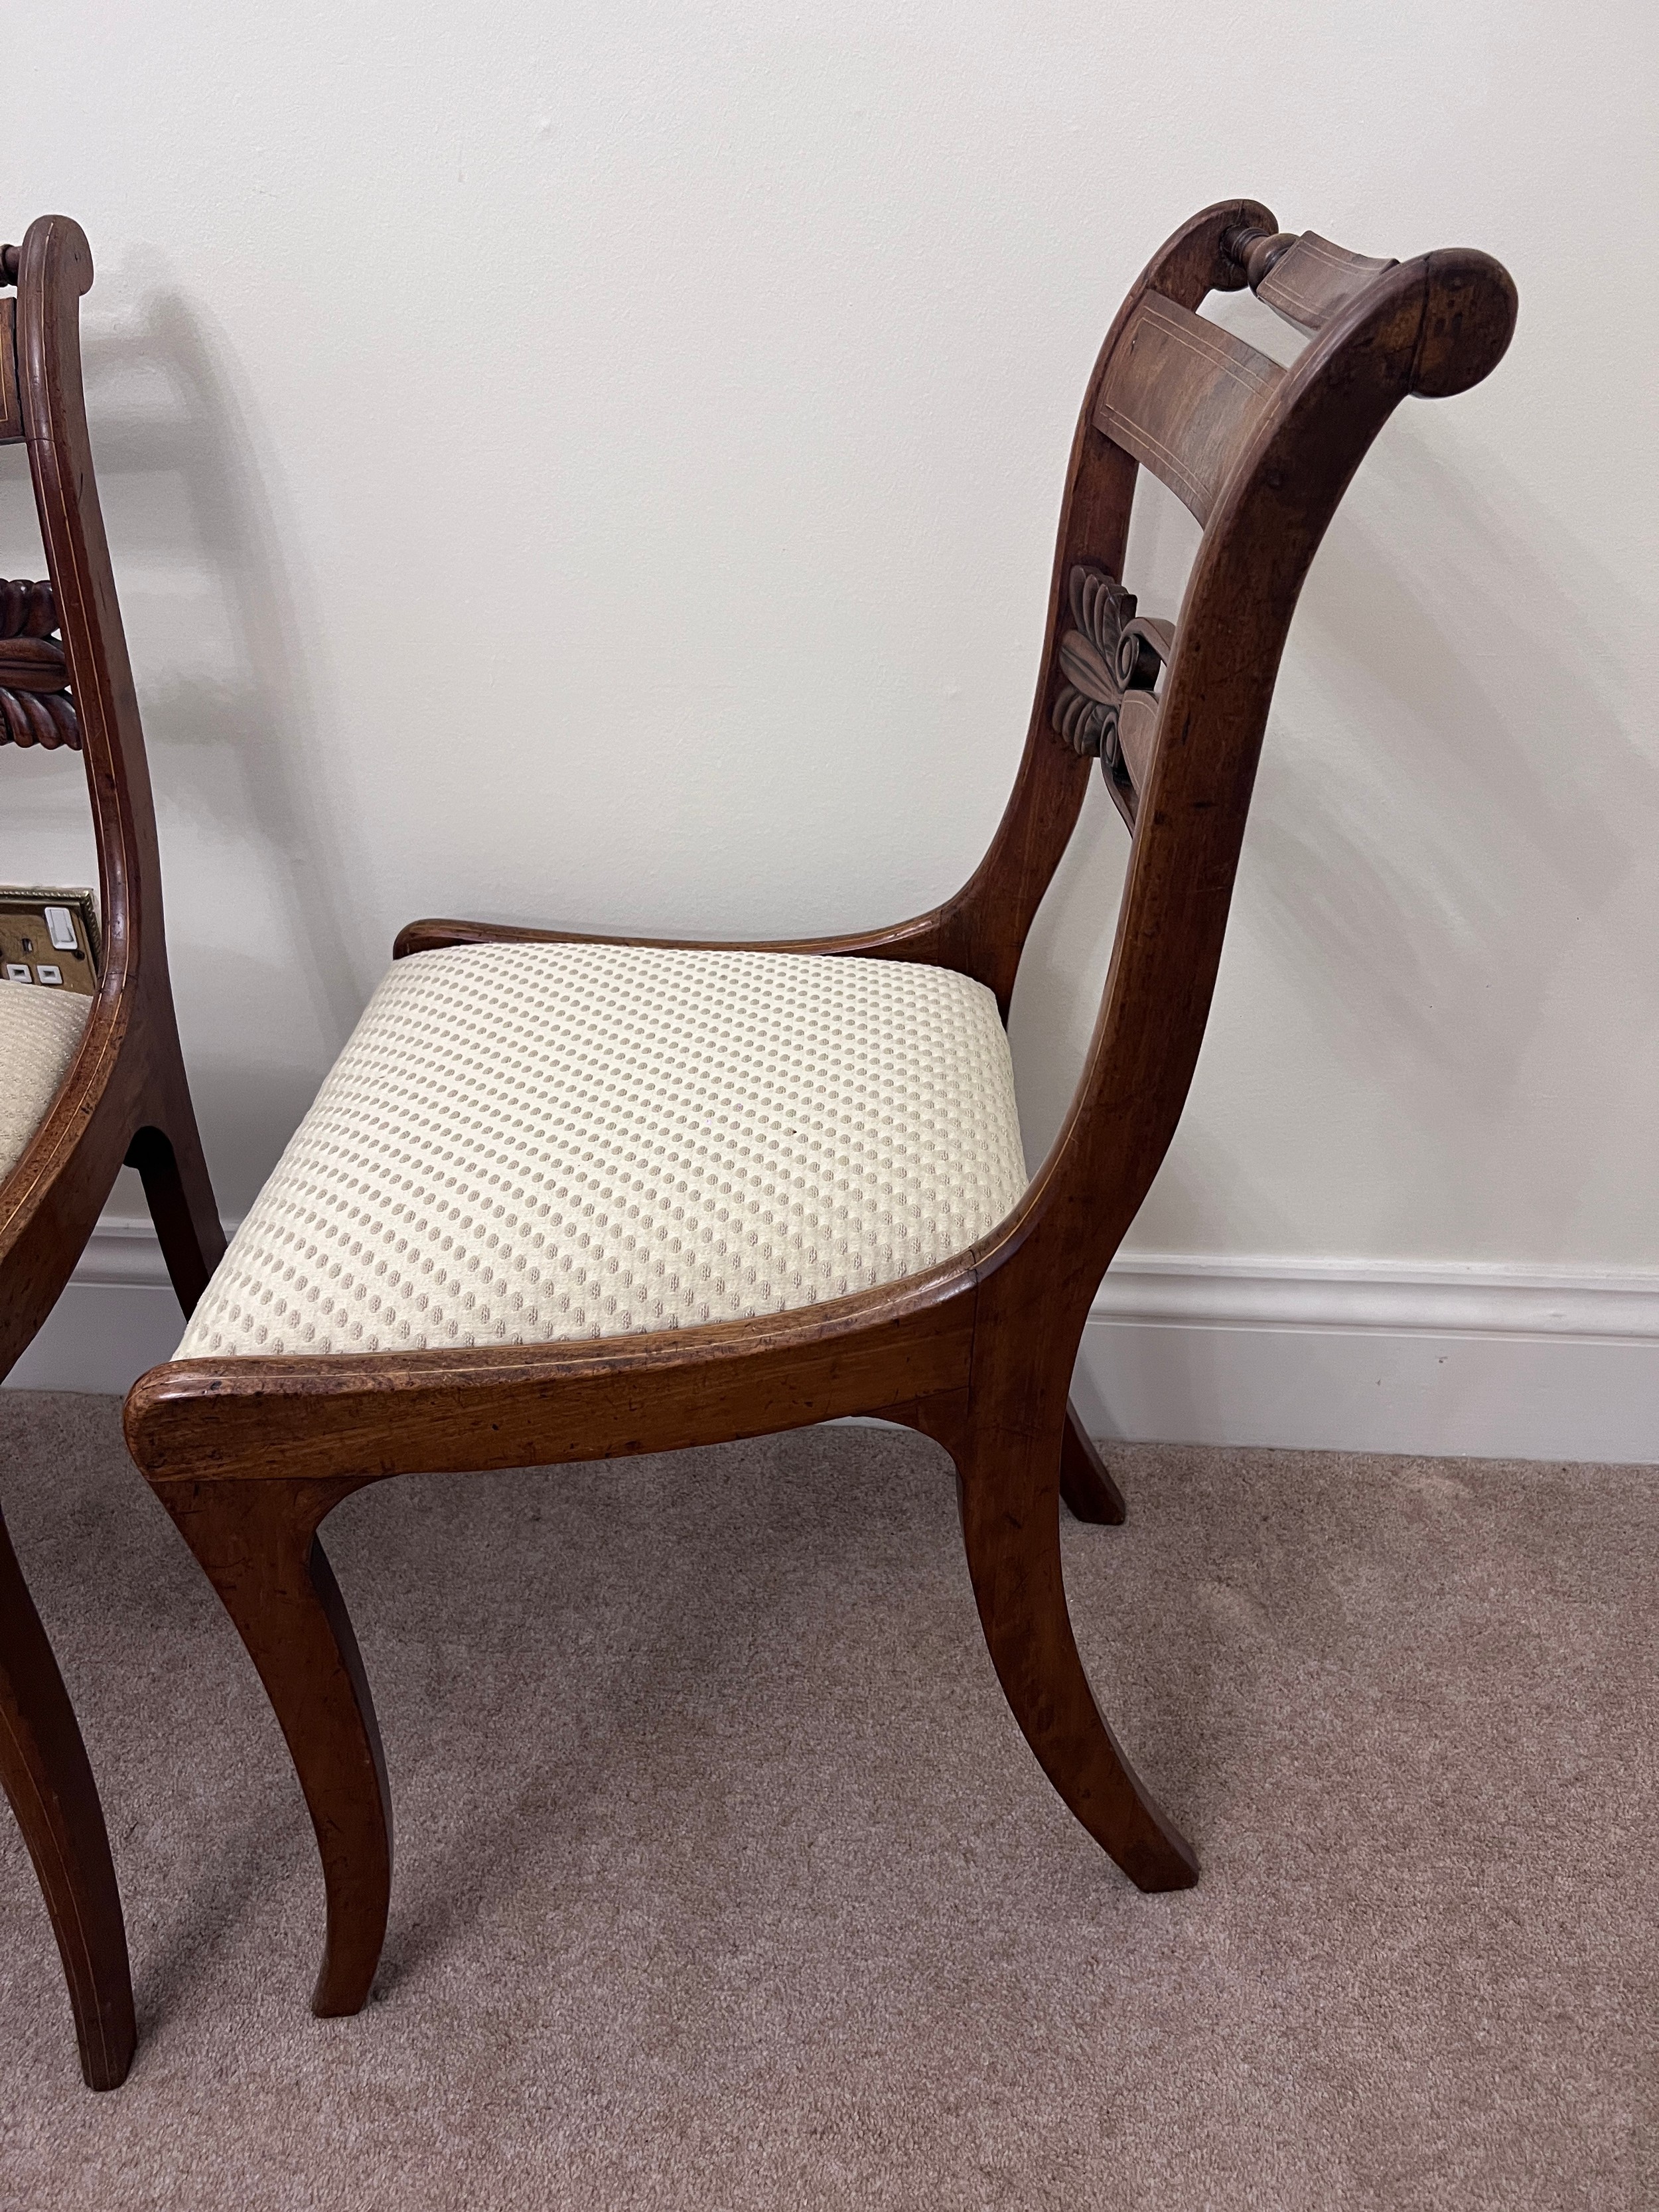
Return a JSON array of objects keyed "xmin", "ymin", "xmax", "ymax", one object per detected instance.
[{"xmin": 44, "ymin": 906, "xmax": 78, "ymax": 951}]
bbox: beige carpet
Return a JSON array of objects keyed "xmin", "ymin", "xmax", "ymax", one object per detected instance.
[{"xmin": 0, "ymin": 1391, "xmax": 1651, "ymax": 2211}]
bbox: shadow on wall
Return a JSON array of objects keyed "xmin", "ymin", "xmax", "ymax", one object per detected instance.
[
  {"xmin": 1239, "ymin": 419, "xmax": 1658, "ymax": 1249},
  {"xmin": 1011, "ymin": 407, "xmax": 1658, "ymax": 1262},
  {"xmin": 1, "ymin": 252, "xmax": 372, "ymax": 1213},
  {"xmin": 1007, "ymin": 770, "xmax": 1304, "ymax": 1262}
]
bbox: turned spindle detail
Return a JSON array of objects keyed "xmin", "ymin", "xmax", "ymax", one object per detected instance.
[
  {"xmin": 1224, "ymin": 225, "xmax": 1400, "ymax": 335},
  {"xmin": 1224, "ymin": 225, "xmax": 1299, "ymax": 291},
  {"xmin": 0, "ymin": 579, "xmax": 78, "ymax": 750}
]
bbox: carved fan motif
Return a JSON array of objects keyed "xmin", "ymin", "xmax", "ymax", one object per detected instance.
[
  {"xmin": 1050, "ymin": 563, "xmax": 1168, "ymax": 787},
  {"xmin": 0, "ymin": 577, "xmax": 78, "ymax": 749}
]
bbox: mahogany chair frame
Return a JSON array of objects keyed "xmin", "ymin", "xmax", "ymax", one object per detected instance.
[
  {"xmin": 0, "ymin": 216, "xmax": 226, "ymax": 2087},
  {"xmin": 123, "ymin": 201, "xmax": 1516, "ymax": 2021}
]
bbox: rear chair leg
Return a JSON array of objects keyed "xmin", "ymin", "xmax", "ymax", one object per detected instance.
[
  {"xmin": 125, "ymin": 1120, "xmax": 226, "ymax": 1318},
  {"xmin": 157, "ymin": 1477, "xmax": 392, "ymax": 2016},
  {"xmin": 1060, "ymin": 1402, "xmax": 1127, "ymax": 1524},
  {"xmin": 0, "ymin": 1506, "xmax": 135, "ymax": 2089},
  {"xmin": 956, "ymin": 1416, "xmax": 1196, "ymax": 1892}
]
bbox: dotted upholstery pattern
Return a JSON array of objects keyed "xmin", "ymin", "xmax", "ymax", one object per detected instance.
[
  {"xmin": 0, "ymin": 979, "xmax": 90, "ymax": 1186},
  {"xmin": 177, "ymin": 942, "xmax": 1029, "ymax": 1360}
]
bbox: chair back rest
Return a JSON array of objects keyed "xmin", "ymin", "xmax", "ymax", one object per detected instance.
[
  {"xmin": 979, "ymin": 200, "xmax": 1516, "ymax": 1312},
  {"xmin": 0, "ymin": 216, "xmax": 166, "ymax": 1004}
]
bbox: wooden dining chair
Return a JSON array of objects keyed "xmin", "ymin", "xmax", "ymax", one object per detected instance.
[
  {"xmin": 123, "ymin": 201, "xmax": 1516, "ymax": 2021},
  {"xmin": 1, "ymin": 215, "xmax": 226, "ymax": 2088}
]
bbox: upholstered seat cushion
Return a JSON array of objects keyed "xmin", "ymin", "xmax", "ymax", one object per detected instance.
[
  {"xmin": 0, "ymin": 979, "xmax": 91, "ymax": 1186},
  {"xmin": 177, "ymin": 942, "xmax": 1030, "ymax": 1360}
]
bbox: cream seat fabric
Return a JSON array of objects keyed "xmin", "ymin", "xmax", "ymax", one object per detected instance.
[
  {"xmin": 177, "ymin": 942, "xmax": 1030, "ymax": 1361},
  {"xmin": 0, "ymin": 980, "xmax": 91, "ymax": 1186}
]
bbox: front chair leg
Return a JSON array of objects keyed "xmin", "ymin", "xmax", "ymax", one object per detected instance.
[
  {"xmin": 157, "ymin": 1477, "xmax": 392, "ymax": 2016},
  {"xmin": 956, "ymin": 1417, "xmax": 1196, "ymax": 1892},
  {"xmin": 0, "ymin": 1505, "xmax": 135, "ymax": 2089},
  {"xmin": 1060, "ymin": 1402, "xmax": 1127, "ymax": 1524}
]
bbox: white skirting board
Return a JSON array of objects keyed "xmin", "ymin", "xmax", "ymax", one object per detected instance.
[
  {"xmin": 7, "ymin": 1222, "xmax": 1659, "ymax": 1465},
  {"xmin": 1072, "ymin": 1256, "xmax": 1659, "ymax": 1465}
]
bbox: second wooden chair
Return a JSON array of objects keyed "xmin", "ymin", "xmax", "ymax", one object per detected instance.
[{"xmin": 1, "ymin": 214, "xmax": 225, "ymax": 2089}]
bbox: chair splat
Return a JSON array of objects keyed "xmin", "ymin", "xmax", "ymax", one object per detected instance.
[
  {"xmin": 1049, "ymin": 563, "xmax": 1172, "ymax": 826},
  {"xmin": 0, "ymin": 296, "xmax": 20, "ymax": 443},
  {"xmin": 0, "ymin": 579, "xmax": 78, "ymax": 749}
]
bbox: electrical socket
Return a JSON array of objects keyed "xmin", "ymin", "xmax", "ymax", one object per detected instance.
[{"xmin": 0, "ymin": 886, "xmax": 100, "ymax": 994}]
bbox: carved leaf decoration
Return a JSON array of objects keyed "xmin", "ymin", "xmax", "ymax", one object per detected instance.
[
  {"xmin": 1052, "ymin": 565, "xmax": 1135, "ymax": 763},
  {"xmin": 1050, "ymin": 563, "xmax": 1169, "ymax": 789},
  {"xmin": 0, "ymin": 577, "xmax": 78, "ymax": 750}
]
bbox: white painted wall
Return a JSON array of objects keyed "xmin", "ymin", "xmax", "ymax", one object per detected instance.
[{"xmin": 4, "ymin": 1, "xmax": 1656, "ymax": 1300}]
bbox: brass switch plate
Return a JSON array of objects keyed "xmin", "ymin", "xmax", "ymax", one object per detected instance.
[{"xmin": 0, "ymin": 885, "xmax": 100, "ymax": 995}]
